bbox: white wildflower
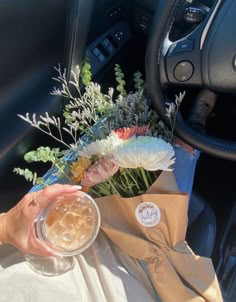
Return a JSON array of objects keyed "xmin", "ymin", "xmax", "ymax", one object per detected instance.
[{"xmin": 165, "ymin": 102, "xmax": 176, "ymax": 120}]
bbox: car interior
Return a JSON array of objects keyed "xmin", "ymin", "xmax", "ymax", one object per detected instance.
[{"xmin": 0, "ymin": 0, "xmax": 236, "ymax": 300}]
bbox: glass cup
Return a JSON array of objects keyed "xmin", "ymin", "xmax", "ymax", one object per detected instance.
[{"xmin": 25, "ymin": 191, "xmax": 100, "ymax": 276}]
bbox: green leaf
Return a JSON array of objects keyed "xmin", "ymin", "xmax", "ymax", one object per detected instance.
[
  {"xmin": 13, "ymin": 168, "xmax": 37, "ymax": 183},
  {"xmin": 23, "ymin": 146, "xmax": 64, "ymax": 163}
]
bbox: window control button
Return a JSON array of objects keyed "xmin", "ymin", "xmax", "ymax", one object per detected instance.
[
  {"xmin": 103, "ymin": 38, "xmax": 110, "ymax": 46},
  {"xmin": 102, "ymin": 39, "xmax": 113, "ymax": 53},
  {"xmin": 97, "ymin": 54, "xmax": 105, "ymax": 63},
  {"xmin": 92, "ymin": 47, "xmax": 106, "ymax": 63},
  {"xmin": 92, "ymin": 47, "xmax": 101, "ymax": 57}
]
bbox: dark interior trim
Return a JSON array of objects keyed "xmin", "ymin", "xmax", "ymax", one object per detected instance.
[{"xmin": 64, "ymin": 0, "xmax": 95, "ymax": 78}]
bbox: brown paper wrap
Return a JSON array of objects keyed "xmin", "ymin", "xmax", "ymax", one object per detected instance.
[{"xmin": 95, "ymin": 171, "xmax": 223, "ymax": 302}]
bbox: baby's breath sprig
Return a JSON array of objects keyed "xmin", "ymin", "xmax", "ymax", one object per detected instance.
[
  {"xmin": 62, "ymin": 82, "xmax": 114, "ymax": 140},
  {"xmin": 19, "ymin": 65, "xmax": 115, "ymax": 148},
  {"xmin": 51, "ymin": 65, "xmax": 78, "ymax": 102},
  {"xmin": 18, "ymin": 112, "xmax": 72, "ymax": 149}
]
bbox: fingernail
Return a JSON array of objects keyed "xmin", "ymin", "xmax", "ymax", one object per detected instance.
[{"xmin": 72, "ymin": 185, "xmax": 82, "ymax": 190}]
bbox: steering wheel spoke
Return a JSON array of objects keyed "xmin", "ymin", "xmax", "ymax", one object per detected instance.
[{"xmin": 164, "ymin": 38, "xmax": 203, "ymax": 87}]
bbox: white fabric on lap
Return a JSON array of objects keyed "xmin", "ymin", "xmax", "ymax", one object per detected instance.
[{"xmin": 0, "ymin": 232, "xmax": 156, "ymax": 302}]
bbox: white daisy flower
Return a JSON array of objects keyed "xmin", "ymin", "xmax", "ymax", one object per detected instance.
[
  {"xmin": 78, "ymin": 140, "xmax": 102, "ymax": 158},
  {"xmin": 112, "ymin": 136, "xmax": 175, "ymax": 171},
  {"xmin": 78, "ymin": 135, "xmax": 126, "ymax": 158}
]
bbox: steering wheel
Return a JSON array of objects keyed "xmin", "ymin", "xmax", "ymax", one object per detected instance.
[{"xmin": 145, "ymin": 0, "xmax": 236, "ymax": 161}]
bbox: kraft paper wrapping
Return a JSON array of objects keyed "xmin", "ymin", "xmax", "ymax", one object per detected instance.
[{"xmin": 95, "ymin": 172, "xmax": 223, "ymax": 302}]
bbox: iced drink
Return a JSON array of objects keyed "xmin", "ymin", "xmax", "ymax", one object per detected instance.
[
  {"xmin": 45, "ymin": 195, "xmax": 95, "ymax": 251},
  {"xmin": 35, "ymin": 191, "xmax": 100, "ymax": 256}
]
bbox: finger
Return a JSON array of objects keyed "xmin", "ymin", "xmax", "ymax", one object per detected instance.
[
  {"xmin": 30, "ymin": 240, "xmax": 60, "ymax": 257},
  {"xmin": 30, "ymin": 184, "xmax": 81, "ymax": 209},
  {"xmin": 31, "ymin": 195, "xmax": 41, "ymax": 208}
]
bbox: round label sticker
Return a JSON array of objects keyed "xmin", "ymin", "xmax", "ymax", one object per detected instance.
[{"xmin": 135, "ymin": 202, "xmax": 161, "ymax": 227}]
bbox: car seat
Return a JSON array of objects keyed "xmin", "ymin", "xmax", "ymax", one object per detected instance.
[{"xmin": 187, "ymin": 191, "xmax": 216, "ymax": 257}]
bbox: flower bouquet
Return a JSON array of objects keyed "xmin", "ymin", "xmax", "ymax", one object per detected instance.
[{"xmin": 15, "ymin": 64, "xmax": 222, "ymax": 301}]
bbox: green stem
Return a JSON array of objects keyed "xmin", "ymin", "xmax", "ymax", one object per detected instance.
[
  {"xmin": 95, "ymin": 181, "xmax": 112, "ymax": 196},
  {"xmin": 119, "ymin": 178, "xmax": 129, "ymax": 196},
  {"xmin": 54, "ymin": 162, "xmax": 73, "ymax": 183},
  {"xmin": 107, "ymin": 178, "xmax": 120, "ymax": 195},
  {"xmin": 122, "ymin": 172, "xmax": 134, "ymax": 196},
  {"xmin": 139, "ymin": 167, "xmax": 150, "ymax": 189},
  {"xmin": 111, "ymin": 179, "xmax": 128, "ymax": 195},
  {"xmin": 90, "ymin": 188, "xmax": 103, "ymax": 198},
  {"xmin": 145, "ymin": 170, "xmax": 153, "ymax": 185},
  {"xmin": 170, "ymin": 102, "xmax": 181, "ymax": 142},
  {"xmin": 126, "ymin": 168, "xmax": 141, "ymax": 191}
]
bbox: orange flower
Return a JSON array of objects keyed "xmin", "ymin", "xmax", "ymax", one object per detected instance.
[
  {"xmin": 70, "ymin": 157, "xmax": 91, "ymax": 183},
  {"xmin": 113, "ymin": 125, "xmax": 149, "ymax": 140}
]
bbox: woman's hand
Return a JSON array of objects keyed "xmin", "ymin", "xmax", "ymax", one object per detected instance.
[{"xmin": 0, "ymin": 184, "xmax": 81, "ymax": 256}]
